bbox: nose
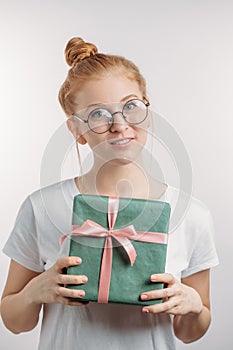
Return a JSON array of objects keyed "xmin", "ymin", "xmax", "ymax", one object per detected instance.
[{"xmin": 109, "ymin": 111, "xmax": 129, "ymax": 133}]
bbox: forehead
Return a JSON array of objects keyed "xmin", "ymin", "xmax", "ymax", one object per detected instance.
[{"xmin": 73, "ymin": 75, "xmax": 142, "ymax": 110}]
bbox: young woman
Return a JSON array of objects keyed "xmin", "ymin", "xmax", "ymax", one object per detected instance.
[{"xmin": 1, "ymin": 37, "xmax": 219, "ymax": 350}]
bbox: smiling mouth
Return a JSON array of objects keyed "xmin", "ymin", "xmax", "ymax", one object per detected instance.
[{"xmin": 110, "ymin": 138, "xmax": 132, "ymax": 145}]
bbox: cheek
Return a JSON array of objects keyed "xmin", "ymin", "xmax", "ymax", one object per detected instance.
[
  {"xmin": 137, "ymin": 126, "xmax": 149, "ymax": 145},
  {"xmin": 84, "ymin": 132, "xmax": 105, "ymax": 149},
  {"xmin": 78, "ymin": 122, "xmax": 88, "ymax": 136}
]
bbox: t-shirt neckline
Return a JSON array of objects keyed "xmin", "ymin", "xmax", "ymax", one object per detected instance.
[{"xmin": 69, "ymin": 177, "xmax": 171, "ymax": 202}]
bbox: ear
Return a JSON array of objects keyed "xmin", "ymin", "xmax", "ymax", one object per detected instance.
[
  {"xmin": 66, "ymin": 118, "xmax": 77, "ymax": 136},
  {"xmin": 147, "ymin": 116, "xmax": 151, "ymax": 128},
  {"xmin": 146, "ymin": 109, "xmax": 151, "ymax": 129},
  {"xmin": 144, "ymin": 97, "xmax": 151, "ymax": 128},
  {"xmin": 66, "ymin": 118, "xmax": 87, "ymax": 145},
  {"xmin": 76, "ymin": 135, "xmax": 87, "ymax": 145}
]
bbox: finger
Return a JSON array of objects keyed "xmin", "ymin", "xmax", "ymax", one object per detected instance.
[
  {"xmin": 141, "ymin": 287, "xmax": 175, "ymax": 301},
  {"xmin": 142, "ymin": 296, "xmax": 178, "ymax": 314},
  {"xmin": 56, "ymin": 286, "xmax": 86, "ymax": 299},
  {"xmin": 150, "ymin": 273, "xmax": 175, "ymax": 284},
  {"xmin": 56, "ymin": 295, "xmax": 89, "ymax": 307},
  {"xmin": 57, "ymin": 274, "xmax": 88, "ymax": 285},
  {"xmin": 66, "ymin": 299, "xmax": 89, "ymax": 306},
  {"xmin": 164, "ymin": 304, "xmax": 181, "ymax": 315},
  {"xmin": 55, "ymin": 256, "xmax": 82, "ymax": 273}
]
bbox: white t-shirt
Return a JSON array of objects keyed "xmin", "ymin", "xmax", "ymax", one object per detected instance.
[{"xmin": 2, "ymin": 178, "xmax": 219, "ymax": 350}]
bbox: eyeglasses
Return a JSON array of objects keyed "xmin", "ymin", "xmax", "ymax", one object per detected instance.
[{"xmin": 71, "ymin": 98, "xmax": 150, "ymax": 134}]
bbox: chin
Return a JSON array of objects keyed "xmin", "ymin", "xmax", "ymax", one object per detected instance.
[
  {"xmin": 97, "ymin": 149, "xmax": 144, "ymax": 167},
  {"xmin": 93, "ymin": 142, "xmax": 145, "ymax": 166},
  {"xmin": 107, "ymin": 157, "xmax": 135, "ymax": 167}
]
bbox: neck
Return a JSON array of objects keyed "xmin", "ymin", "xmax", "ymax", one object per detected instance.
[
  {"xmin": 80, "ymin": 157, "xmax": 152, "ymax": 198},
  {"xmin": 77, "ymin": 154, "xmax": 168, "ymax": 200}
]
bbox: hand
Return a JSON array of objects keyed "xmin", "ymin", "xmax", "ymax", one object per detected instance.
[
  {"xmin": 140, "ymin": 273, "xmax": 203, "ymax": 315},
  {"xmin": 25, "ymin": 256, "xmax": 89, "ymax": 306}
]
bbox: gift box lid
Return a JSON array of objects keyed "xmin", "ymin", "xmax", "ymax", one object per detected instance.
[{"xmin": 72, "ymin": 194, "xmax": 171, "ymax": 235}]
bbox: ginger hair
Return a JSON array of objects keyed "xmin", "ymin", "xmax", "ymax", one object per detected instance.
[{"xmin": 58, "ymin": 37, "xmax": 148, "ymax": 115}]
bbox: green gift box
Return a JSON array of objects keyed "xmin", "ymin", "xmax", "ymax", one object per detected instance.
[{"xmin": 63, "ymin": 194, "xmax": 171, "ymax": 306}]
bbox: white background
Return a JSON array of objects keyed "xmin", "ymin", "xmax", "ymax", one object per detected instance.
[{"xmin": 0, "ymin": 0, "xmax": 232, "ymax": 349}]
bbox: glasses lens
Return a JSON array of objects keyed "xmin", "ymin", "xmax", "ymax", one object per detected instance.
[
  {"xmin": 123, "ymin": 99, "xmax": 147, "ymax": 124},
  {"xmin": 88, "ymin": 108, "xmax": 112, "ymax": 133}
]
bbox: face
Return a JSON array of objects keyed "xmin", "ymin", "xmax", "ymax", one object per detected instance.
[{"xmin": 67, "ymin": 75, "xmax": 150, "ymax": 165}]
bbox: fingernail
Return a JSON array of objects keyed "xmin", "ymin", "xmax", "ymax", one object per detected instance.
[
  {"xmin": 76, "ymin": 258, "xmax": 82, "ymax": 264},
  {"xmin": 142, "ymin": 308, "xmax": 149, "ymax": 313},
  {"xmin": 151, "ymin": 275, "xmax": 157, "ymax": 281},
  {"xmin": 79, "ymin": 291, "xmax": 85, "ymax": 297},
  {"xmin": 141, "ymin": 294, "xmax": 148, "ymax": 300},
  {"xmin": 82, "ymin": 276, "xmax": 88, "ymax": 283}
]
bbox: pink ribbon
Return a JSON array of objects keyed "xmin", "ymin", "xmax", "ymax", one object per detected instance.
[{"xmin": 61, "ymin": 196, "xmax": 168, "ymax": 303}]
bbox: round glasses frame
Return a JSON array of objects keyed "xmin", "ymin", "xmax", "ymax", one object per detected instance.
[{"xmin": 71, "ymin": 98, "xmax": 150, "ymax": 134}]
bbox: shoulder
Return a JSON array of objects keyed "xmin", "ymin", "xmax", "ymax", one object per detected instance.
[
  {"xmin": 27, "ymin": 178, "xmax": 75, "ymax": 207},
  {"xmin": 20, "ymin": 178, "xmax": 76, "ymax": 228},
  {"xmin": 18, "ymin": 178, "xmax": 77, "ymax": 236},
  {"xmin": 166, "ymin": 185, "xmax": 213, "ymax": 233}
]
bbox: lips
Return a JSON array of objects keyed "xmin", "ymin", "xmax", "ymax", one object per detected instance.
[{"xmin": 109, "ymin": 138, "xmax": 133, "ymax": 145}]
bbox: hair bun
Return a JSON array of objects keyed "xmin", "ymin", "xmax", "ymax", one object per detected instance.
[{"xmin": 65, "ymin": 37, "xmax": 98, "ymax": 67}]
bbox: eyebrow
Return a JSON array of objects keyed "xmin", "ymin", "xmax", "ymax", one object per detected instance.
[{"xmin": 86, "ymin": 94, "xmax": 140, "ymax": 108}]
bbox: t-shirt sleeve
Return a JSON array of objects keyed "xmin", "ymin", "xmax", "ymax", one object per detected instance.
[
  {"xmin": 2, "ymin": 195, "xmax": 45, "ymax": 272},
  {"xmin": 181, "ymin": 207, "xmax": 219, "ymax": 278}
]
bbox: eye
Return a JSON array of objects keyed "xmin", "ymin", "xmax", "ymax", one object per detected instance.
[
  {"xmin": 91, "ymin": 109, "xmax": 105, "ymax": 118},
  {"xmin": 125, "ymin": 102, "xmax": 136, "ymax": 110}
]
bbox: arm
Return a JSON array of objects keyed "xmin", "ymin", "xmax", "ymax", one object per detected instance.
[
  {"xmin": 0, "ymin": 260, "xmax": 42, "ymax": 334},
  {"xmin": 1, "ymin": 257, "xmax": 88, "ymax": 334},
  {"xmin": 173, "ymin": 269, "xmax": 211, "ymax": 343},
  {"xmin": 140, "ymin": 269, "xmax": 212, "ymax": 343}
]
